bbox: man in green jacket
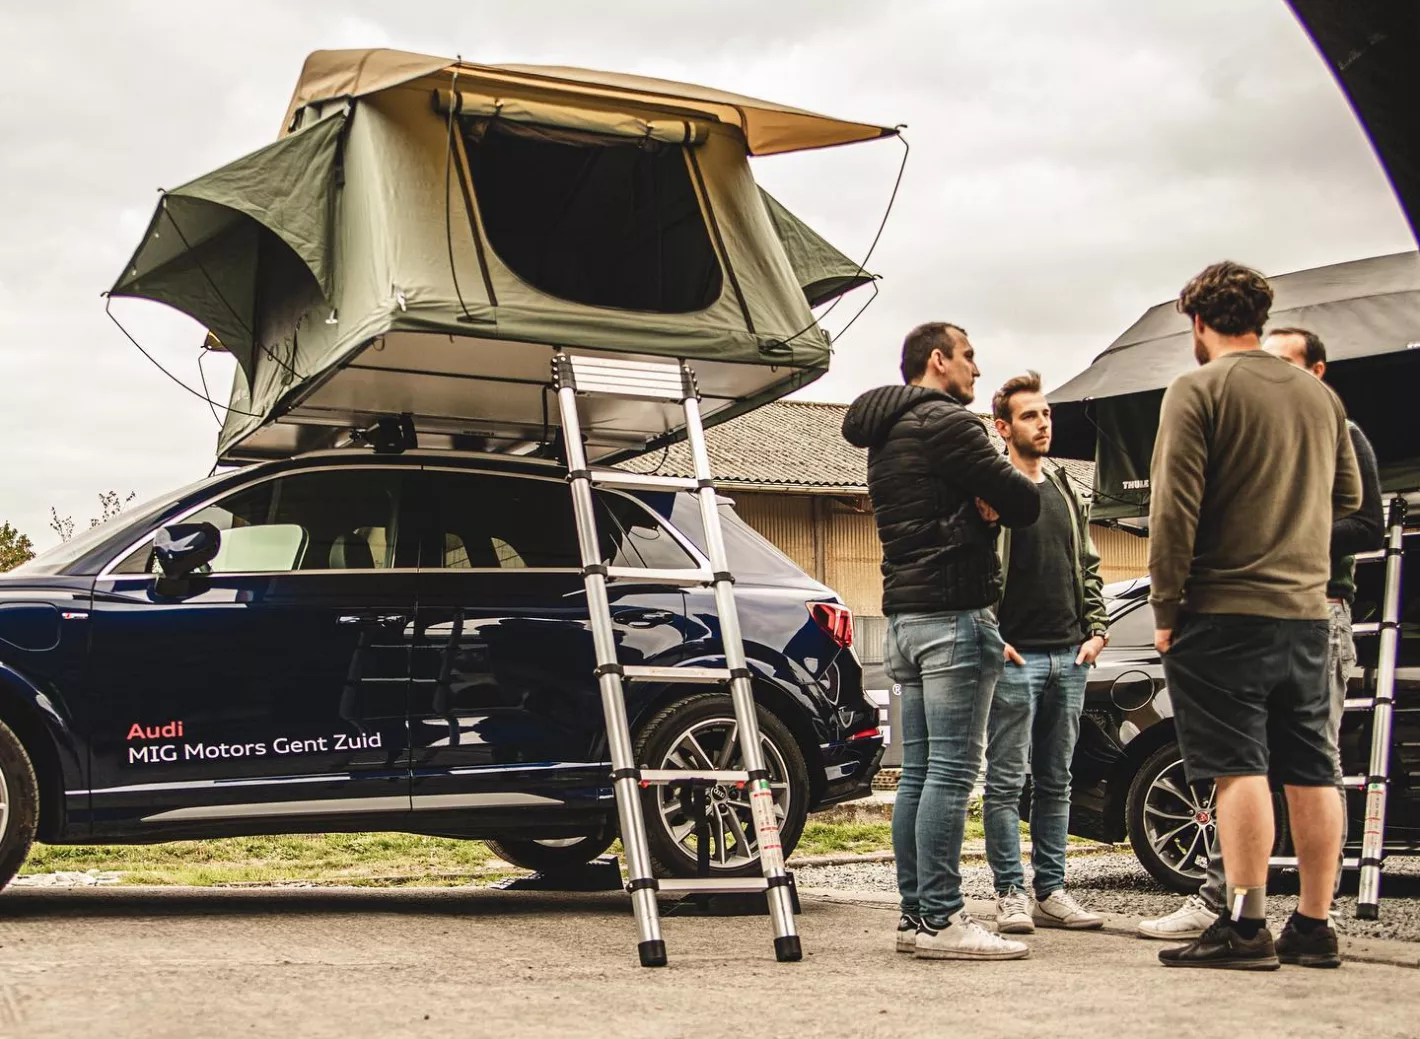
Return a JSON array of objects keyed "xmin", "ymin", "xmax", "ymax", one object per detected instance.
[{"xmin": 979, "ymin": 372, "xmax": 1110, "ymax": 934}]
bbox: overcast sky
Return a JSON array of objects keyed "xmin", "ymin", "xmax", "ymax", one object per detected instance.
[{"xmin": 0, "ymin": 0, "xmax": 1413, "ymax": 550}]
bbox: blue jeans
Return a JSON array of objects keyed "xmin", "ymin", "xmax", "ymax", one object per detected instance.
[
  {"xmin": 983, "ymin": 645, "xmax": 1088, "ymax": 897},
  {"xmin": 885, "ymin": 608, "xmax": 1004, "ymax": 924}
]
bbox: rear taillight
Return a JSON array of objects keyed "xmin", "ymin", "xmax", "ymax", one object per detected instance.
[{"xmin": 808, "ymin": 601, "xmax": 854, "ymax": 649}]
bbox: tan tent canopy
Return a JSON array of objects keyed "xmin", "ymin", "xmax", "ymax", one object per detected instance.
[{"xmin": 281, "ymin": 48, "xmax": 898, "ymax": 155}]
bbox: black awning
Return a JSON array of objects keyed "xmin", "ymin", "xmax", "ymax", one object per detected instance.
[{"xmin": 1287, "ymin": 0, "xmax": 1420, "ymax": 243}]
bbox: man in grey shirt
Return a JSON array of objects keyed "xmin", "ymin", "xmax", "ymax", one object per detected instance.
[
  {"xmin": 1147, "ymin": 262, "xmax": 1360, "ymax": 971},
  {"xmin": 1139, "ymin": 327, "xmax": 1384, "ymax": 958}
]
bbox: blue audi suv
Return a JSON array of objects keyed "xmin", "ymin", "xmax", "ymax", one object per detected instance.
[{"xmin": 0, "ymin": 450, "xmax": 881, "ymax": 886}]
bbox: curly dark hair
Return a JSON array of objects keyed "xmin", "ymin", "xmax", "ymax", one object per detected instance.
[{"xmin": 1176, "ymin": 261, "xmax": 1273, "ymax": 337}]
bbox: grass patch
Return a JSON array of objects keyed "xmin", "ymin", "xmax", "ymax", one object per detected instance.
[
  {"xmin": 22, "ymin": 833, "xmax": 504, "ymax": 887},
  {"xmin": 795, "ymin": 818, "xmax": 986, "ymax": 857}
]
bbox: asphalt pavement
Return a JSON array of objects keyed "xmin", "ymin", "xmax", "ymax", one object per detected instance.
[{"xmin": 0, "ymin": 885, "xmax": 1415, "ymax": 1039}]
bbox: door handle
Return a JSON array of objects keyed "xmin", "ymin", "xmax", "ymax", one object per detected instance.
[
  {"xmin": 338, "ymin": 614, "xmax": 411, "ymax": 627},
  {"xmin": 615, "ymin": 608, "xmax": 676, "ymax": 628}
]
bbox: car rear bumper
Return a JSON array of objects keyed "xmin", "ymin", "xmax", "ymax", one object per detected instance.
[{"xmin": 813, "ymin": 736, "xmax": 884, "ymax": 809}]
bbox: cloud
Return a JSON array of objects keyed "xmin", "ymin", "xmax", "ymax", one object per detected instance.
[{"xmin": 0, "ymin": 0, "xmax": 1411, "ymax": 549}]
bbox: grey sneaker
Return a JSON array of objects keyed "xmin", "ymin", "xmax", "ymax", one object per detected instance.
[
  {"xmin": 995, "ymin": 889, "xmax": 1036, "ymax": 934},
  {"xmin": 915, "ymin": 909, "xmax": 1030, "ymax": 961},
  {"xmin": 1033, "ymin": 890, "xmax": 1105, "ymax": 930},
  {"xmin": 1137, "ymin": 895, "xmax": 1216, "ymax": 941}
]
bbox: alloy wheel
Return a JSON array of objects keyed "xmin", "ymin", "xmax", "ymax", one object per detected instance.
[
  {"xmin": 1141, "ymin": 758, "xmax": 1215, "ymax": 883},
  {"xmin": 651, "ymin": 718, "xmax": 791, "ymax": 870}
]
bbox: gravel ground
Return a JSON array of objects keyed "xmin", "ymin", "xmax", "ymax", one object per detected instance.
[{"xmin": 796, "ymin": 848, "xmax": 1420, "ymax": 944}]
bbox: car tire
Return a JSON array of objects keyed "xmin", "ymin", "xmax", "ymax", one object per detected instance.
[
  {"xmin": 633, "ymin": 692, "xmax": 809, "ymax": 879},
  {"xmin": 485, "ymin": 824, "xmax": 616, "ymax": 875},
  {"xmin": 0, "ymin": 719, "xmax": 39, "ymax": 892},
  {"xmin": 1126, "ymin": 739, "xmax": 1289, "ymax": 894}
]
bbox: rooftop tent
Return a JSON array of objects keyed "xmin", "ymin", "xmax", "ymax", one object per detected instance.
[
  {"xmin": 1049, "ymin": 252, "xmax": 1420, "ymax": 522},
  {"xmin": 111, "ymin": 49, "xmax": 896, "ymax": 465}
]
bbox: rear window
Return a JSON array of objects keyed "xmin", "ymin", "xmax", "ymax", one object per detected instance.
[
  {"xmin": 670, "ymin": 497, "xmax": 815, "ymax": 586},
  {"xmin": 463, "ymin": 120, "xmax": 722, "ymax": 313}
]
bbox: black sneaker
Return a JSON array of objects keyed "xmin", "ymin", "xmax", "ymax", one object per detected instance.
[
  {"xmin": 1276, "ymin": 918, "xmax": 1341, "ymax": 968},
  {"xmin": 1158, "ymin": 916, "xmax": 1280, "ymax": 971},
  {"xmin": 896, "ymin": 914, "xmax": 922, "ymax": 953}
]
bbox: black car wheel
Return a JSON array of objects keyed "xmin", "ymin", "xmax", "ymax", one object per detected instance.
[
  {"xmin": 485, "ymin": 824, "xmax": 617, "ymax": 875},
  {"xmin": 1126, "ymin": 740, "xmax": 1289, "ymax": 894},
  {"xmin": 634, "ymin": 693, "xmax": 809, "ymax": 878},
  {"xmin": 0, "ymin": 719, "xmax": 39, "ymax": 891},
  {"xmin": 1127, "ymin": 742, "xmax": 1217, "ymax": 893}
]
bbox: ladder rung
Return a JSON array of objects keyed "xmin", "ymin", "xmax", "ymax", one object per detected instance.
[
  {"xmin": 657, "ymin": 877, "xmax": 769, "ymax": 895},
  {"xmin": 1345, "ymin": 697, "xmax": 1376, "ymax": 711},
  {"xmin": 1268, "ymin": 857, "xmax": 1364, "ymax": 870},
  {"xmin": 639, "ymin": 769, "xmax": 750, "ymax": 784},
  {"xmin": 623, "ymin": 666, "xmax": 732, "ymax": 684},
  {"xmin": 591, "ymin": 470, "xmax": 698, "ymax": 493},
  {"xmin": 1353, "ymin": 622, "xmax": 1380, "ymax": 635},
  {"xmin": 606, "ymin": 567, "xmax": 713, "ymax": 586}
]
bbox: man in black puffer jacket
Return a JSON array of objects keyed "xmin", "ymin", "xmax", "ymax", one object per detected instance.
[{"xmin": 843, "ymin": 321, "xmax": 1039, "ymax": 962}]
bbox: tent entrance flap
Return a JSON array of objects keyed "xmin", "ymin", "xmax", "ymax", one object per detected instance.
[
  {"xmin": 217, "ymin": 332, "xmax": 825, "ymax": 464},
  {"xmin": 461, "ymin": 119, "xmax": 722, "ymax": 313}
]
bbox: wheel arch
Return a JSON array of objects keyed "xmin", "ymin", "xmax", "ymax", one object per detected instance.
[
  {"xmin": 0, "ymin": 672, "xmax": 75, "ymax": 843},
  {"xmin": 1102, "ymin": 719, "xmax": 1180, "ymax": 843}
]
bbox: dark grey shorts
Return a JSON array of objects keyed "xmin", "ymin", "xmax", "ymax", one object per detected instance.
[{"xmin": 1162, "ymin": 613, "xmax": 1333, "ymax": 786}]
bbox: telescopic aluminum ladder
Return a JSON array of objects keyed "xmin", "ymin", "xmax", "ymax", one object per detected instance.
[
  {"xmin": 1267, "ymin": 495, "xmax": 1408, "ymax": 918},
  {"xmin": 550, "ymin": 351, "xmax": 802, "ymax": 967},
  {"xmin": 1347, "ymin": 495, "xmax": 1408, "ymax": 919}
]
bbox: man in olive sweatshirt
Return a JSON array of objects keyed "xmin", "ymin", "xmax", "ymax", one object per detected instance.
[{"xmin": 1148, "ymin": 261, "xmax": 1361, "ymax": 971}]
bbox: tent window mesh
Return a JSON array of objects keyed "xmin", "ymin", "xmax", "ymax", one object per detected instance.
[{"xmin": 463, "ymin": 123, "xmax": 722, "ymax": 313}]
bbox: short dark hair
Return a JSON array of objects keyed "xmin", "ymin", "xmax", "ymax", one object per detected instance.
[
  {"xmin": 1266, "ymin": 326, "xmax": 1326, "ymax": 367},
  {"xmin": 901, "ymin": 322, "xmax": 967, "ymax": 383},
  {"xmin": 992, "ymin": 371, "xmax": 1043, "ymax": 423},
  {"xmin": 1176, "ymin": 261, "xmax": 1273, "ymax": 337}
]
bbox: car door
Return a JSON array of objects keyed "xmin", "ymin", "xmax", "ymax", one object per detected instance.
[
  {"xmin": 84, "ymin": 465, "xmax": 418, "ymax": 836},
  {"xmin": 407, "ymin": 467, "xmax": 695, "ymax": 815}
]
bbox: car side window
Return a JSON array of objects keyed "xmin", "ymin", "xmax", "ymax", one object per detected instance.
[
  {"xmin": 422, "ymin": 472, "xmax": 696, "ymax": 570},
  {"xmin": 112, "ymin": 469, "xmax": 403, "ymax": 574}
]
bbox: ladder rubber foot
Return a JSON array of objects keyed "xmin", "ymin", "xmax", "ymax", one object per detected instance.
[
  {"xmin": 774, "ymin": 935, "xmax": 803, "ymax": 962},
  {"xmin": 1357, "ymin": 904, "xmax": 1379, "ymax": 922},
  {"xmin": 639, "ymin": 940, "xmax": 668, "ymax": 968}
]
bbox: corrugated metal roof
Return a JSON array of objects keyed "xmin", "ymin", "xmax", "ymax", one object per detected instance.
[{"xmin": 618, "ymin": 399, "xmax": 1098, "ymax": 498}]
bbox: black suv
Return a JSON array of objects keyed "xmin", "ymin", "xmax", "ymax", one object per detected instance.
[
  {"xmin": 0, "ymin": 451, "xmax": 881, "ymax": 886},
  {"xmin": 1069, "ymin": 535, "xmax": 1420, "ymax": 892}
]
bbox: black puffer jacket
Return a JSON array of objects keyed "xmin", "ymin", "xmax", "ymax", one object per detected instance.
[{"xmin": 843, "ymin": 385, "xmax": 1040, "ymax": 615}]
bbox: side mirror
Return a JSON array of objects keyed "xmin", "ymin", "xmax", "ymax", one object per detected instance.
[{"xmin": 153, "ymin": 523, "xmax": 221, "ymax": 581}]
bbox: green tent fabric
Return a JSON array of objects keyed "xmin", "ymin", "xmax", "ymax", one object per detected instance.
[
  {"xmin": 759, "ymin": 189, "xmax": 875, "ymax": 307},
  {"xmin": 110, "ymin": 112, "xmax": 348, "ymax": 384},
  {"xmin": 111, "ymin": 64, "xmax": 887, "ymax": 465}
]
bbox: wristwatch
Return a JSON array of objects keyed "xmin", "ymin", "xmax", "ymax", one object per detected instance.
[{"xmin": 1090, "ymin": 629, "xmax": 1110, "ymax": 647}]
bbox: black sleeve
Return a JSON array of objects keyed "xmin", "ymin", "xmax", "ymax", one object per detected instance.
[
  {"xmin": 923, "ymin": 405, "xmax": 1040, "ymax": 528},
  {"xmin": 1332, "ymin": 423, "xmax": 1384, "ymax": 557}
]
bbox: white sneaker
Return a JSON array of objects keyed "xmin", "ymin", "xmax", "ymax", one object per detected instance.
[
  {"xmin": 1033, "ymin": 889, "xmax": 1105, "ymax": 930},
  {"xmin": 995, "ymin": 889, "xmax": 1036, "ymax": 934},
  {"xmin": 915, "ymin": 909, "xmax": 1030, "ymax": 961},
  {"xmin": 896, "ymin": 914, "xmax": 920, "ymax": 953},
  {"xmin": 1137, "ymin": 895, "xmax": 1216, "ymax": 941}
]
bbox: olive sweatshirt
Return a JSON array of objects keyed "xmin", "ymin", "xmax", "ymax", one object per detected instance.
[{"xmin": 1148, "ymin": 349, "xmax": 1361, "ymax": 630}]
